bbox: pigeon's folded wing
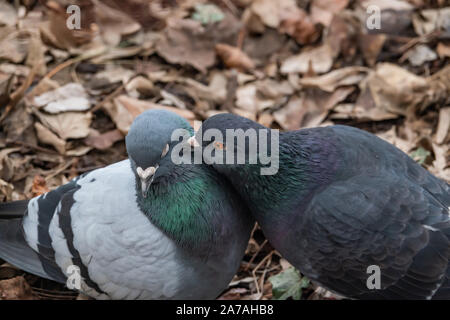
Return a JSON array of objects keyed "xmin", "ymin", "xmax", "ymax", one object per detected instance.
[{"xmin": 300, "ymin": 174, "xmax": 450, "ymax": 299}]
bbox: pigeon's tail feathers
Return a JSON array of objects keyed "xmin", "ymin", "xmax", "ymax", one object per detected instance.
[
  {"xmin": 0, "ymin": 200, "xmax": 29, "ymax": 219},
  {"xmin": 0, "ymin": 219, "xmax": 57, "ymax": 282}
]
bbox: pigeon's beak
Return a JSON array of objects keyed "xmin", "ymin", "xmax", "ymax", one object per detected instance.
[
  {"xmin": 140, "ymin": 176, "xmax": 155, "ymax": 198},
  {"xmin": 137, "ymin": 166, "xmax": 158, "ymax": 198}
]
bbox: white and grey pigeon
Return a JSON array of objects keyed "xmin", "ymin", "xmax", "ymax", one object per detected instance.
[{"xmin": 0, "ymin": 109, "xmax": 253, "ymax": 300}]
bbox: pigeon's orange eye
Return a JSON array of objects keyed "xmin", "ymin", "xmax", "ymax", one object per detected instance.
[{"xmin": 213, "ymin": 141, "xmax": 226, "ymax": 150}]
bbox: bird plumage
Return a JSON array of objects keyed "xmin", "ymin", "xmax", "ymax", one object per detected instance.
[
  {"xmin": 196, "ymin": 114, "xmax": 450, "ymax": 299},
  {"xmin": 0, "ymin": 110, "xmax": 253, "ymax": 299}
]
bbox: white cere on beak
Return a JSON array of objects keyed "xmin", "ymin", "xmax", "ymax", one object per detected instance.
[
  {"xmin": 137, "ymin": 166, "xmax": 158, "ymax": 198},
  {"xmin": 187, "ymin": 136, "xmax": 200, "ymax": 148},
  {"xmin": 137, "ymin": 166, "xmax": 157, "ymax": 180}
]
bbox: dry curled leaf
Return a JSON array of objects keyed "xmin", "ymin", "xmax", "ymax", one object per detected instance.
[
  {"xmin": 435, "ymin": 107, "xmax": 450, "ymax": 145},
  {"xmin": 281, "ymin": 44, "xmax": 333, "ymax": 75},
  {"xmin": 85, "ymin": 129, "xmax": 124, "ymax": 151},
  {"xmin": 215, "ymin": 44, "xmax": 255, "ymax": 72}
]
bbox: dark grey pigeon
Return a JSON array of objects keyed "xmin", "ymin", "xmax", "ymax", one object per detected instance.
[
  {"xmin": 193, "ymin": 113, "xmax": 450, "ymax": 300},
  {"xmin": 0, "ymin": 110, "xmax": 253, "ymax": 300}
]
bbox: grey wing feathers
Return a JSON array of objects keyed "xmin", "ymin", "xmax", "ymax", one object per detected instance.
[{"xmin": 300, "ymin": 174, "xmax": 450, "ymax": 299}]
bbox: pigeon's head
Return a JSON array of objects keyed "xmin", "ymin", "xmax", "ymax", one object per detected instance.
[
  {"xmin": 188, "ymin": 113, "xmax": 267, "ymax": 173},
  {"xmin": 126, "ymin": 109, "xmax": 193, "ymax": 197}
]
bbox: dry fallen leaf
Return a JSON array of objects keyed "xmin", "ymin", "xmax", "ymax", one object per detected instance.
[
  {"xmin": 310, "ymin": 0, "xmax": 349, "ymax": 27},
  {"xmin": 35, "ymin": 122, "xmax": 66, "ymax": 154},
  {"xmin": 106, "ymin": 95, "xmax": 196, "ymax": 134},
  {"xmin": 358, "ymin": 33, "xmax": 386, "ymax": 67},
  {"xmin": 235, "ymin": 84, "xmax": 275, "ymax": 114},
  {"xmin": 299, "ymin": 66, "xmax": 369, "ymax": 92},
  {"xmin": 125, "ymin": 76, "xmax": 155, "ymax": 98},
  {"xmin": 0, "ymin": 1, "xmax": 17, "ymax": 27},
  {"xmin": 40, "ymin": 1, "xmax": 95, "ymax": 50},
  {"xmin": 215, "ymin": 44, "xmax": 255, "ymax": 72},
  {"xmin": 0, "ymin": 28, "xmax": 29, "ymax": 63},
  {"xmin": 405, "ymin": 45, "xmax": 437, "ymax": 66},
  {"xmin": 0, "ymin": 178, "xmax": 15, "ymax": 202},
  {"xmin": 279, "ymin": 6, "xmax": 321, "ymax": 45},
  {"xmin": 0, "ymin": 147, "xmax": 21, "ymax": 182},
  {"xmin": 25, "ymin": 30, "xmax": 47, "ymax": 76},
  {"xmin": 31, "ymin": 175, "xmax": 50, "ymax": 197},
  {"xmin": 257, "ymin": 79, "xmax": 294, "ymax": 99},
  {"xmin": 89, "ymin": 65, "xmax": 135, "ymax": 89},
  {"xmin": 0, "ymin": 73, "xmax": 13, "ymax": 107},
  {"xmin": 273, "ymin": 85, "xmax": 353, "ymax": 131},
  {"xmin": 325, "ymin": 12, "xmax": 360, "ymax": 61},
  {"xmin": 435, "ymin": 107, "xmax": 450, "ymax": 145},
  {"xmin": 156, "ymin": 15, "xmax": 241, "ymax": 73},
  {"xmin": 363, "ymin": 63, "xmax": 429, "ymax": 116},
  {"xmin": 33, "ymin": 83, "xmax": 91, "ymax": 114},
  {"xmin": 412, "ymin": 7, "xmax": 450, "ymax": 36},
  {"xmin": 93, "ymin": 0, "xmax": 141, "ymax": 46},
  {"xmin": 281, "ymin": 43, "xmax": 333, "ymax": 75},
  {"xmin": 273, "ymin": 95, "xmax": 305, "ymax": 130},
  {"xmin": 85, "ymin": 129, "xmax": 124, "ymax": 151},
  {"xmin": 436, "ymin": 42, "xmax": 450, "ymax": 58},
  {"xmin": 2, "ymin": 102, "xmax": 36, "ymax": 145},
  {"xmin": 250, "ymin": 0, "xmax": 298, "ymax": 29},
  {"xmin": 182, "ymin": 72, "xmax": 228, "ymax": 104},
  {"xmin": 34, "ymin": 111, "xmax": 93, "ymax": 140},
  {"xmin": 0, "ymin": 276, "xmax": 36, "ymax": 300}
]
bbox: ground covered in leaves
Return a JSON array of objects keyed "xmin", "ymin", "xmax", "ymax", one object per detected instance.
[{"xmin": 0, "ymin": 0, "xmax": 449, "ymax": 300}]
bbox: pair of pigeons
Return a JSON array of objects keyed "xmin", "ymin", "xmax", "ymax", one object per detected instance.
[{"xmin": 0, "ymin": 109, "xmax": 449, "ymax": 300}]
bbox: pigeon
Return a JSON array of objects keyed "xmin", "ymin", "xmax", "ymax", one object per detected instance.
[
  {"xmin": 191, "ymin": 113, "xmax": 450, "ymax": 300},
  {"xmin": 0, "ymin": 110, "xmax": 253, "ymax": 300}
]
